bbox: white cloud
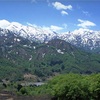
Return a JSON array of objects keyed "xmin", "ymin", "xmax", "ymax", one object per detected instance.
[
  {"xmin": 0, "ymin": 19, "xmax": 10, "ymax": 28},
  {"xmin": 52, "ymin": 2, "xmax": 72, "ymax": 10},
  {"xmin": 52, "ymin": 2, "xmax": 72, "ymax": 16},
  {"xmin": 77, "ymin": 19, "xmax": 96, "ymax": 28},
  {"xmin": 61, "ymin": 10, "xmax": 68, "ymax": 15},
  {"xmin": 27, "ymin": 22, "xmax": 63, "ymax": 32},
  {"xmin": 50, "ymin": 25, "xmax": 63, "ymax": 31},
  {"xmin": 43, "ymin": 25, "xmax": 63, "ymax": 32}
]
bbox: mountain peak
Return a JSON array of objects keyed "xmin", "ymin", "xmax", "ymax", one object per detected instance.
[{"xmin": 0, "ymin": 19, "xmax": 10, "ymax": 29}]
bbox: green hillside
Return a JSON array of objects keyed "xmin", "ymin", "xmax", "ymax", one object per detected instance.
[{"xmin": 0, "ymin": 38, "xmax": 100, "ymax": 81}]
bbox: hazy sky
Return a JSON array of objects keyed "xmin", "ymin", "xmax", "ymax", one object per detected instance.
[{"xmin": 0, "ymin": 0, "xmax": 100, "ymax": 32}]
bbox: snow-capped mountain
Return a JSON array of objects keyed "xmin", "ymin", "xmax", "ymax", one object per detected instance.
[
  {"xmin": 0, "ymin": 20, "xmax": 57, "ymax": 43},
  {"xmin": 58, "ymin": 28, "xmax": 100, "ymax": 51},
  {"xmin": 0, "ymin": 20, "xmax": 100, "ymax": 51}
]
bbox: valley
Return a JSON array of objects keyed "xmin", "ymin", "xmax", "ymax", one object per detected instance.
[{"xmin": 0, "ymin": 20, "xmax": 100, "ymax": 100}]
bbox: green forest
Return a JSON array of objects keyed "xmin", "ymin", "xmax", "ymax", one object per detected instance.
[{"xmin": 0, "ymin": 39, "xmax": 100, "ymax": 82}]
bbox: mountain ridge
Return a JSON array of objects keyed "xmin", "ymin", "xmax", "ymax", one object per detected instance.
[{"xmin": 0, "ymin": 20, "xmax": 100, "ymax": 52}]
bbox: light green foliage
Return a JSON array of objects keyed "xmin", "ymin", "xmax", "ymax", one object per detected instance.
[{"xmin": 16, "ymin": 73, "xmax": 100, "ymax": 100}]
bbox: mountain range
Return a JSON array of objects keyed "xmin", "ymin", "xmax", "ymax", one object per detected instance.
[
  {"xmin": 0, "ymin": 20, "xmax": 100, "ymax": 52},
  {"xmin": 0, "ymin": 20, "xmax": 100, "ymax": 81}
]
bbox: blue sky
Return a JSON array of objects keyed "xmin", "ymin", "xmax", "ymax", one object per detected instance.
[{"xmin": 0, "ymin": 0, "xmax": 100, "ymax": 33}]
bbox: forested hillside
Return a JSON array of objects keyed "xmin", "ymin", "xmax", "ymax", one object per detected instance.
[{"xmin": 0, "ymin": 36, "xmax": 100, "ymax": 81}]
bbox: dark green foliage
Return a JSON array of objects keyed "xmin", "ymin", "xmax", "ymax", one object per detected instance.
[
  {"xmin": 17, "ymin": 84, "xmax": 23, "ymax": 91},
  {"xmin": 19, "ymin": 87, "xmax": 29, "ymax": 95}
]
